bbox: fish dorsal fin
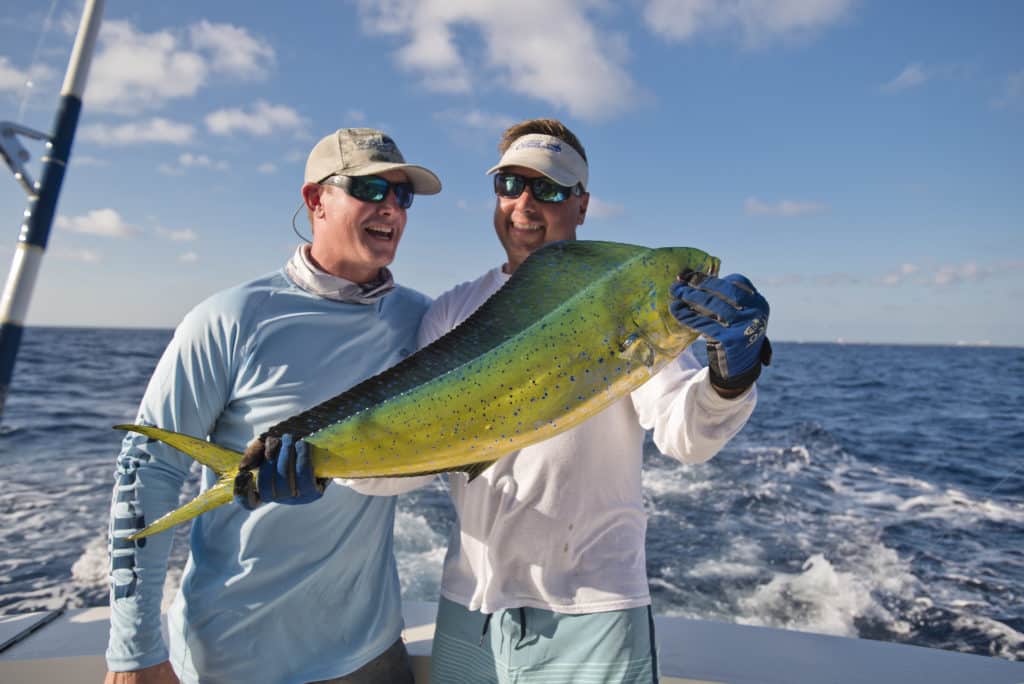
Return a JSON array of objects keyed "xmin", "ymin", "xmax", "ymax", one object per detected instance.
[{"xmin": 268, "ymin": 240, "xmax": 650, "ymax": 439}]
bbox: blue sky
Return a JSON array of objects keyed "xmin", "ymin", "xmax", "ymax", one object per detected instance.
[{"xmin": 1, "ymin": 0, "xmax": 1021, "ymax": 345}]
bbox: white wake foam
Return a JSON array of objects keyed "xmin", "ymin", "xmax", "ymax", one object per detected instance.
[{"xmin": 393, "ymin": 509, "xmax": 446, "ymax": 601}]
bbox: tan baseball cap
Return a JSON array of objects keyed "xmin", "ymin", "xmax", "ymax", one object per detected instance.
[
  {"xmin": 486, "ymin": 133, "xmax": 588, "ymax": 190},
  {"xmin": 304, "ymin": 128, "xmax": 442, "ymax": 195}
]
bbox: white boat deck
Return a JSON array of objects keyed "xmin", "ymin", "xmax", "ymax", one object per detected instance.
[{"xmin": 2, "ymin": 602, "xmax": 1022, "ymax": 683}]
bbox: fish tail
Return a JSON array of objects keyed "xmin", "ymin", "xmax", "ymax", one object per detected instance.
[
  {"xmin": 114, "ymin": 424, "xmax": 244, "ymax": 474},
  {"xmin": 127, "ymin": 479, "xmax": 235, "ymax": 540},
  {"xmin": 114, "ymin": 423, "xmax": 248, "ymax": 539}
]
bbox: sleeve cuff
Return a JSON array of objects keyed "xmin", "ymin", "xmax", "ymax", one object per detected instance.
[{"xmin": 698, "ymin": 370, "xmax": 756, "ymax": 410}]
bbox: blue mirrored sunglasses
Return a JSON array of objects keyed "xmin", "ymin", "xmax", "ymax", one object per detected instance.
[
  {"xmin": 322, "ymin": 175, "xmax": 414, "ymax": 209},
  {"xmin": 493, "ymin": 172, "xmax": 582, "ymax": 204}
]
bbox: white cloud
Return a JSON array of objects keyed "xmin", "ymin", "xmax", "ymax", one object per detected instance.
[
  {"xmin": 159, "ymin": 152, "xmax": 230, "ymax": 175},
  {"xmin": 883, "ymin": 61, "xmax": 975, "ymax": 94},
  {"xmin": 879, "ymin": 260, "xmax": 1023, "ymax": 288},
  {"xmin": 880, "ymin": 262, "xmax": 919, "ymax": 286},
  {"xmin": 155, "ymin": 226, "xmax": 198, "ymax": 242},
  {"xmin": 346, "ymin": 109, "xmax": 367, "ymax": 123},
  {"xmin": 757, "ymin": 272, "xmax": 860, "ymax": 287},
  {"xmin": 158, "ymin": 153, "xmax": 228, "ymax": 175},
  {"xmin": 993, "ymin": 69, "xmax": 1024, "ymax": 110},
  {"xmin": 744, "ymin": 196, "xmax": 827, "ymax": 217},
  {"xmin": 813, "ymin": 272, "xmax": 860, "ymax": 286},
  {"xmin": 642, "ymin": 0, "xmax": 853, "ymax": 46},
  {"xmin": 0, "ymin": 56, "xmax": 55, "ymax": 94},
  {"xmin": 759, "ymin": 273, "xmax": 804, "ymax": 287},
  {"xmin": 257, "ymin": 162, "xmax": 277, "ymax": 174},
  {"xmin": 355, "ymin": 0, "xmax": 642, "ymax": 121},
  {"xmin": 88, "ymin": 21, "xmax": 207, "ymax": 112},
  {"xmin": 56, "ymin": 208, "xmax": 135, "ymax": 237},
  {"xmin": 205, "ymin": 100, "xmax": 305, "ymax": 136},
  {"xmin": 189, "ymin": 20, "xmax": 275, "ymax": 80},
  {"xmin": 0, "ymin": 57, "xmax": 26, "ymax": 92},
  {"xmin": 435, "ymin": 109, "xmax": 517, "ymax": 132},
  {"xmin": 87, "ymin": 20, "xmax": 273, "ymax": 112},
  {"xmin": 180, "ymin": 153, "xmax": 229, "ymax": 170},
  {"xmin": 157, "ymin": 163, "xmax": 185, "ymax": 176},
  {"xmin": 762, "ymin": 260, "xmax": 1023, "ymax": 290},
  {"xmin": 933, "ymin": 260, "xmax": 989, "ymax": 286},
  {"xmin": 51, "ymin": 246, "xmax": 101, "ymax": 263},
  {"xmin": 71, "ymin": 155, "xmax": 109, "ymax": 167},
  {"xmin": 587, "ymin": 196, "xmax": 625, "ymax": 220},
  {"xmin": 179, "ymin": 251, "xmax": 199, "ymax": 263},
  {"xmin": 80, "ymin": 118, "xmax": 195, "ymax": 146},
  {"xmin": 57, "ymin": 10, "xmax": 80, "ymax": 36},
  {"xmin": 883, "ymin": 62, "xmax": 929, "ymax": 93}
]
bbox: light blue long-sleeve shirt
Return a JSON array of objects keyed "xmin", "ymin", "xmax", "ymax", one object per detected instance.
[{"xmin": 106, "ymin": 266, "xmax": 429, "ymax": 683}]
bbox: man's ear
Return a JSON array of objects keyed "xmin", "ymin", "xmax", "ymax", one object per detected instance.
[
  {"xmin": 577, "ymin": 191, "xmax": 590, "ymax": 226},
  {"xmin": 302, "ymin": 182, "xmax": 324, "ymax": 216}
]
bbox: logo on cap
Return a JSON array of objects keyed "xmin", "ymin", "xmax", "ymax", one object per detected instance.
[
  {"xmin": 513, "ymin": 139, "xmax": 563, "ymax": 154},
  {"xmin": 354, "ymin": 135, "xmax": 398, "ymax": 155}
]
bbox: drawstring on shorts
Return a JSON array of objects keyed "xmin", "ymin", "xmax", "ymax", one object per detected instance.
[
  {"xmin": 478, "ymin": 608, "xmax": 528, "ymax": 649},
  {"xmin": 479, "ymin": 613, "xmax": 492, "ymax": 646}
]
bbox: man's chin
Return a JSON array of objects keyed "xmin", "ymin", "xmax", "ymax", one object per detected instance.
[
  {"xmin": 363, "ymin": 240, "xmax": 399, "ymax": 262},
  {"xmin": 507, "ymin": 229, "xmax": 546, "ymax": 251}
]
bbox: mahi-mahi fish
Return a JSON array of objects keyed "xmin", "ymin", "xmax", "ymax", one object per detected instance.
[{"xmin": 116, "ymin": 240, "xmax": 719, "ymax": 539}]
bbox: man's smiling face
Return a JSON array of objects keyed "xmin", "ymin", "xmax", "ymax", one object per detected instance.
[{"xmin": 492, "ymin": 165, "xmax": 588, "ymax": 274}]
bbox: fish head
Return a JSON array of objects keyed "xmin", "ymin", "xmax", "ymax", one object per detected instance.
[{"xmin": 624, "ymin": 247, "xmax": 720, "ymax": 360}]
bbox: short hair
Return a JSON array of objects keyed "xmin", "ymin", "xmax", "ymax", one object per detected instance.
[{"xmin": 497, "ymin": 118, "xmax": 588, "ymax": 163}]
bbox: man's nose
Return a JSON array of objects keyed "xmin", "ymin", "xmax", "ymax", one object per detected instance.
[
  {"xmin": 379, "ymin": 188, "xmax": 402, "ymax": 212},
  {"xmin": 514, "ymin": 186, "xmax": 539, "ymax": 209}
]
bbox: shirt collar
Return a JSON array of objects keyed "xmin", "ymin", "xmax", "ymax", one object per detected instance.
[{"xmin": 285, "ymin": 244, "xmax": 395, "ymax": 304}]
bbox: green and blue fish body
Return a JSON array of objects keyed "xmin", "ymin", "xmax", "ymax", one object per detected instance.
[{"xmin": 118, "ymin": 240, "xmax": 719, "ymax": 539}]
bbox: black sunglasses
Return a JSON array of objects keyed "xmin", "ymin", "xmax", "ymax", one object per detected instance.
[
  {"xmin": 322, "ymin": 175, "xmax": 414, "ymax": 209},
  {"xmin": 493, "ymin": 172, "xmax": 582, "ymax": 204}
]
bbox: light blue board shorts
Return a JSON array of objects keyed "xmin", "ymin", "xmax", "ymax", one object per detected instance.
[{"xmin": 429, "ymin": 597, "xmax": 660, "ymax": 684}]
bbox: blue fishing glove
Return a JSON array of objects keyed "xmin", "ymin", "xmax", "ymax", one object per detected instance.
[
  {"xmin": 670, "ymin": 271, "xmax": 772, "ymax": 393},
  {"xmin": 233, "ymin": 433, "xmax": 328, "ymax": 510}
]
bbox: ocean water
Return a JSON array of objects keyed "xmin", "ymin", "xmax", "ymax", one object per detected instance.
[{"xmin": 0, "ymin": 327, "xmax": 1021, "ymax": 662}]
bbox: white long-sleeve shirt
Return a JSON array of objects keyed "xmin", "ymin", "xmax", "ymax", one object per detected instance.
[{"xmin": 350, "ymin": 265, "xmax": 756, "ymax": 615}]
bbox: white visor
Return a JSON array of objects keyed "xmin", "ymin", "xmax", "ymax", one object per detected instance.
[{"xmin": 486, "ymin": 133, "xmax": 588, "ymax": 190}]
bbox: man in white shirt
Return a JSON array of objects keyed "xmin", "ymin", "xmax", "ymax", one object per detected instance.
[{"xmin": 417, "ymin": 118, "xmax": 771, "ymax": 683}]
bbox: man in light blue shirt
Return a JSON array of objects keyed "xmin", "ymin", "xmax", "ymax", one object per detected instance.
[{"xmin": 104, "ymin": 128, "xmax": 441, "ymax": 684}]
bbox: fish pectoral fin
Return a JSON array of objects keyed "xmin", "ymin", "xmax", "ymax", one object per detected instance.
[
  {"xmin": 460, "ymin": 460, "xmax": 498, "ymax": 483},
  {"xmin": 127, "ymin": 477, "xmax": 236, "ymax": 541},
  {"xmin": 618, "ymin": 330, "xmax": 656, "ymax": 367}
]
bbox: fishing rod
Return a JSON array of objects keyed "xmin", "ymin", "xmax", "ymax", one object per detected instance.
[{"xmin": 0, "ymin": 0, "xmax": 105, "ymax": 421}]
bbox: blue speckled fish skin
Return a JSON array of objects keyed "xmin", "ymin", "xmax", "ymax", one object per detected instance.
[{"xmin": 116, "ymin": 240, "xmax": 719, "ymax": 538}]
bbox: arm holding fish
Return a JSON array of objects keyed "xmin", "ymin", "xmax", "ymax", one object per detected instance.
[
  {"xmin": 631, "ymin": 271, "xmax": 770, "ymax": 463},
  {"xmin": 631, "ymin": 347, "xmax": 756, "ymax": 464},
  {"xmin": 238, "ymin": 433, "xmax": 436, "ymax": 498},
  {"xmin": 106, "ymin": 303, "xmax": 235, "ymax": 681}
]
